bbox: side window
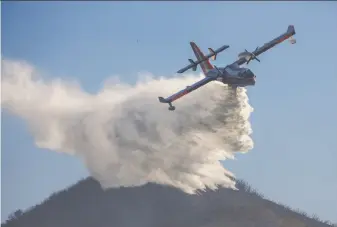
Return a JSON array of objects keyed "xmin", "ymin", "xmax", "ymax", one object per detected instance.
[{"xmin": 227, "ymin": 68, "xmax": 234, "ymax": 75}]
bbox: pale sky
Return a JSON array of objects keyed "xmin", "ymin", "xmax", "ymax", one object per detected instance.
[{"xmin": 2, "ymin": 1, "xmax": 337, "ymax": 223}]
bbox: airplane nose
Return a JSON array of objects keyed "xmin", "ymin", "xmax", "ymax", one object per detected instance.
[
  {"xmin": 250, "ymin": 71, "xmax": 255, "ymax": 79},
  {"xmin": 250, "ymin": 71, "xmax": 256, "ymax": 84}
]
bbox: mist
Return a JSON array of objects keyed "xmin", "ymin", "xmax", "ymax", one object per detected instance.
[{"xmin": 1, "ymin": 59, "xmax": 254, "ymax": 194}]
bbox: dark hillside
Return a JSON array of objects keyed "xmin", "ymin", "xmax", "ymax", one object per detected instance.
[{"xmin": 2, "ymin": 178, "xmax": 335, "ymax": 227}]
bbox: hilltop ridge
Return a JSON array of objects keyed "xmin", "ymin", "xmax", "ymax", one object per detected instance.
[{"xmin": 3, "ymin": 178, "xmax": 335, "ymax": 227}]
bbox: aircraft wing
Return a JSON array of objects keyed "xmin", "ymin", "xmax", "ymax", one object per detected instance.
[
  {"xmin": 158, "ymin": 76, "xmax": 214, "ymax": 107},
  {"xmin": 234, "ymin": 25, "xmax": 296, "ymax": 66},
  {"xmin": 177, "ymin": 44, "xmax": 230, "ymax": 74}
]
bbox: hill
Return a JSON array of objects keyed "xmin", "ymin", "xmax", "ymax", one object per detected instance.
[{"xmin": 2, "ymin": 178, "xmax": 335, "ymax": 227}]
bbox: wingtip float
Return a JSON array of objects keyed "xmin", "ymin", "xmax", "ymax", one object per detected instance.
[{"xmin": 158, "ymin": 25, "xmax": 297, "ymax": 111}]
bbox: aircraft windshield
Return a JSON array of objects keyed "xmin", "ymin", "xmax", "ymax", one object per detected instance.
[
  {"xmin": 227, "ymin": 65, "xmax": 245, "ymax": 72},
  {"xmin": 227, "ymin": 65, "xmax": 238, "ymax": 70}
]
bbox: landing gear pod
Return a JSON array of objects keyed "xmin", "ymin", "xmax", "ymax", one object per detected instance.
[
  {"xmin": 168, "ymin": 105, "xmax": 176, "ymax": 111},
  {"xmin": 289, "ymin": 36, "xmax": 296, "ymax": 44}
]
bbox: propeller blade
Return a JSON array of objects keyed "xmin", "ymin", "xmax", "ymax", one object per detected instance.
[
  {"xmin": 247, "ymin": 58, "xmax": 251, "ymax": 64},
  {"xmin": 243, "ymin": 47, "xmax": 260, "ymax": 64},
  {"xmin": 214, "ymin": 65, "xmax": 222, "ymax": 74}
]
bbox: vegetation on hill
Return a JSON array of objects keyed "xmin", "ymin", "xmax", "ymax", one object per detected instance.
[{"xmin": 2, "ymin": 178, "xmax": 335, "ymax": 227}]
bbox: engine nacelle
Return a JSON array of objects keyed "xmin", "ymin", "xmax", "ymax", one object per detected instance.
[{"xmin": 238, "ymin": 51, "xmax": 252, "ymax": 60}]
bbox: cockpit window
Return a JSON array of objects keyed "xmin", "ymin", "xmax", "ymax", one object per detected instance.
[
  {"xmin": 227, "ymin": 65, "xmax": 238, "ymax": 70},
  {"xmin": 228, "ymin": 64, "xmax": 246, "ymax": 71}
]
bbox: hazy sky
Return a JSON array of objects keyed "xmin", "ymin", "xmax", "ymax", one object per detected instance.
[{"xmin": 2, "ymin": 1, "xmax": 337, "ymax": 223}]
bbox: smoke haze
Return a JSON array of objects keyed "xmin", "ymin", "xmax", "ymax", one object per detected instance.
[{"xmin": 1, "ymin": 59, "xmax": 254, "ymax": 194}]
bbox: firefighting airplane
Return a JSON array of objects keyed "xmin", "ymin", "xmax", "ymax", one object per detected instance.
[{"xmin": 158, "ymin": 25, "xmax": 296, "ymax": 111}]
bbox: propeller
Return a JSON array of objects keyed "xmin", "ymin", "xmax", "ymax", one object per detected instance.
[
  {"xmin": 246, "ymin": 47, "xmax": 260, "ymax": 65},
  {"xmin": 213, "ymin": 65, "xmax": 222, "ymax": 75}
]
